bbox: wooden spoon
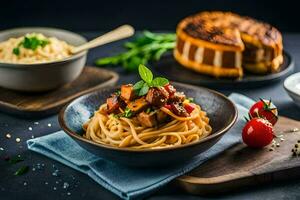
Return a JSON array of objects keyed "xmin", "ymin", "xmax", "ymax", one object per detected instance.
[{"xmin": 71, "ymin": 25, "xmax": 135, "ymax": 54}]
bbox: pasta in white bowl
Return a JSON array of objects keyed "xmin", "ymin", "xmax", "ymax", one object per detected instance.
[
  {"xmin": 0, "ymin": 33, "xmax": 74, "ymax": 64},
  {"xmin": 0, "ymin": 27, "xmax": 87, "ymax": 91}
]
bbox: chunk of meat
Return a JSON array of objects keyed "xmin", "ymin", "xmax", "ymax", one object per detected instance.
[
  {"xmin": 146, "ymin": 87, "xmax": 169, "ymax": 107},
  {"xmin": 137, "ymin": 112, "xmax": 157, "ymax": 127},
  {"xmin": 127, "ymin": 97, "xmax": 149, "ymax": 113},
  {"xmin": 156, "ymin": 109, "xmax": 168, "ymax": 123},
  {"xmin": 120, "ymin": 84, "xmax": 136, "ymax": 101},
  {"xmin": 168, "ymin": 92, "xmax": 186, "ymax": 104},
  {"xmin": 171, "ymin": 103, "xmax": 189, "ymax": 117},
  {"xmin": 106, "ymin": 95, "xmax": 120, "ymax": 114}
]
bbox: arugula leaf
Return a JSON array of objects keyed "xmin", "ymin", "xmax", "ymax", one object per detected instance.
[
  {"xmin": 139, "ymin": 82, "xmax": 150, "ymax": 96},
  {"xmin": 152, "ymin": 77, "xmax": 169, "ymax": 87},
  {"xmin": 14, "ymin": 166, "xmax": 29, "ymax": 176},
  {"xmin": 94, "ymin": 31, "xmax": 176, "ymax": 72},
  {"xmin": 138, "ymin": 64, "xmax": 153, "ymax": 84}
]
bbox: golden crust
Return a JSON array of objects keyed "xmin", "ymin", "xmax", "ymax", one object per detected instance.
[
  {"xmin": 175, "ymin": 11, "xmax": 283, "ymax": 78},
  {"xmin": 174, "ymin": 49, "xmax": 243, "ymax": 78}
]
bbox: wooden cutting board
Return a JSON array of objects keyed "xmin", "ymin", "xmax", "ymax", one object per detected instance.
[
  {"xmin": 177, "ymin": 116, "xmax": 300, "ymax": 194},
  {"xmin": 0, "ymin": 67, "xmax": 118, "ymax": 118}
]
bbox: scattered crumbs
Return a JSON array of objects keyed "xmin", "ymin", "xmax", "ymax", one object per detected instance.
[
  {"xmin": 34, "ymin": 122, "xmax": 39, "ymax": 125},
  {"xmin": 53, "ymin": 187, "xmax": 57, "ymax": 190},
  {"xmin": 293, "ymin": 128, "xmax": 299, "ymax": 132},
  {"xmin": 32, "ymin": 167, "xmax": 36, "ymax": 172},
  {"xmin": 23, "ymin": 182, "xmax": 27, "ymax": 186},
  {"xmin": 41, "ymin": 163, "xmax": 45, "ymax": 167},
  {"xmin": 276, "ymin": 143, "xmax": 280, "ymax": 147},
  {"xmin": 45, "ymin": 182, "xmax": 48, "ymax": 185},
  {"xmin": 31, "ymin": 135, "xmax": 35, "ymax": 139},
  {"xmin": 47, "ymin": 123, "xmax": 52, "ymax": 127},
  {"xmin": 55, "ymin": 181, "xmax": 59, "ymax": 184},
  {"xmin": 280, "ymin": 138, "xmax": 285, "ymax": 142},
  {"xmin": 292, "ymin": 141, "xmax": 300, "ymax": 156},
  {"xmin": 0, "ymin": 147, "xmax": 4, "ymax": 151},
  {"xmin": 6, "ymin": 133, "xmax": 11, "ymax": 139},
  {"xmin": 63, "ymin": 182, "xmax": 69, "ymax": 189},
  {"xmin": 67, "ymin": 192, "xmax": 71, "ymax": 196},
  {"xmin": 52, "ymin": 169, "xmax": 60, "ymax": 177},
  {"xmin": 28, "ymin": 127, "xmax": 33, "ymax": 131},
  {"xmin": 16, "ymin": 138, "xmax": 21, "ymax": 143}
]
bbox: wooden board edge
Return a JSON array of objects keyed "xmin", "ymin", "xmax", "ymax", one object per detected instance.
[{"xmin": 0, "ymin": 68, "xmax": 119, "ymax": 113}]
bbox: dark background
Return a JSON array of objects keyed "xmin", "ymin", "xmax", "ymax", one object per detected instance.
[{"xmin": 1, "ymin": 0, "xmax": 298, "ymax": 32}]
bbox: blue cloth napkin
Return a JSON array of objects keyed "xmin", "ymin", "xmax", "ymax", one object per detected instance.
[{"xmin": 27, "ymin": 93, "xmax": 254, "ymax": 200}]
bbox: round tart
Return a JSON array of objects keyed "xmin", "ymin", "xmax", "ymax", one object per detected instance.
[{"xmin": 174, "ymin": 11, "xmax": 283, "ymax": 78}]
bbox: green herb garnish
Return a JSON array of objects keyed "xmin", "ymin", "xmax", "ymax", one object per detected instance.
[
  {"xmin": 133, "ymin": 64, "xmax": 169, "ymax": 96},
  {"xmin": 14, "ymin": 165, "xmax": 29, "ymax": 176},
  {"xmin": 95, "ymin": 31, "xmax": 176, "ymax": 71},
  {"xmin": 12, "ymin": 35, "xmax": 49, "ymax": 55},
  {"xmin": 115, "ymin": 90, "xmax": 121, "ymax": 96},
  {"xmin": 124, "ymin": 108, "xmax": 133, "ymax": 118},
  {"xmin": 187, "ymin": 97, "xmax": 194, "ymax": 103},
  {"xmin": 13, "ymin": 47, "xmax": 20, "ymax": 56},
  {"xmin": 145, "ymin": 107, "xmax": 151, "ymax": 114}
]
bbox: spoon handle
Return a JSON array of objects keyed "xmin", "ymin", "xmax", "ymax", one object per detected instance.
[{"xmin": 71, "ymin": 25, "xmax": 135, "ymax": 54}]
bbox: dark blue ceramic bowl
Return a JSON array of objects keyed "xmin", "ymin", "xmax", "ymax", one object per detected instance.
[{"xmin": 59, "ymin": 82, "xmax": 237, "ymax": 167}]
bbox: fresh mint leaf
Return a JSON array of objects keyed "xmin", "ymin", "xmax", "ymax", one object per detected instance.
[
  {"xmin": 152, "ymin": 77, "xmax": 169, "ymax": 87},
  {"xmin": 138, "ymin": 64, "xmax": 153, "ymax": 84},
  {"xmin": 139, "ymin": 82, "xmax": 149, "ymax": 96},
  {"xmin": 133, "ymin": 80, "xmax": 145, "ymax": 91},
  {"xmin": 13, "ymin": 47, "xmax": 20, "ymax": 56}
]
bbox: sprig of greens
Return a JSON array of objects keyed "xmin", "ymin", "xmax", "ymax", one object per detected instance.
[
  {"xmin": 133, "ymin": 64, "xmax": 169, "ymax": 96},
  {"xmin": 14, "ymin": 165, "xmax": 29, "ymax": 176},
  {"xmin": 95, "ymin": 31, "xmax": 176, "ymax": 71},
  {"xmin": 13, "ymin": 36, "xmax": 49, "ymax": 56}
]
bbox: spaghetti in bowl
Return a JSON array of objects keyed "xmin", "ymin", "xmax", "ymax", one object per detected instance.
[{"xmin": 59, "ymin": 68, "xmax": 237, "ymax": 167}]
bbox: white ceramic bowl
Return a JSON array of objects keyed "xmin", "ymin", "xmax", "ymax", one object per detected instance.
[
  {"xmin": 0, "ymin": 27, "xmax": 87, "ymax": 92},
  {"xmin": 284, "ymin": 72, "xmax": 300, "ymax": 107}
]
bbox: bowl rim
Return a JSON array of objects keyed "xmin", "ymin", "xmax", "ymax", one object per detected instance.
[
  {"xmin": 58, "ymin": 82, "xmax": 238, "ymax": 153},
  {"xmin": 283, "ymin": 72, "xmax": 300, "ymax": 98},
  {"xmin": 0, "ymin": 27, "xmax": 87, "ymax": 68}
]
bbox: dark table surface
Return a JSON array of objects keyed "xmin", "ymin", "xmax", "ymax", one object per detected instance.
[{"xmin": 0, "ymin": 32, "xmax": 300, "ymax": 200}]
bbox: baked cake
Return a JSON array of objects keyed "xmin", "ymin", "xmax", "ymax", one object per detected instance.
[{"xmin": 174, "ymin": 11, "xmax": 283, "ymax": 78}]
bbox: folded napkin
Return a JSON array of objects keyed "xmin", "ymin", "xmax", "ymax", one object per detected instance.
[{"xmin": 27, "ymin": 93, "xmax": 254, "ymax": 200}]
